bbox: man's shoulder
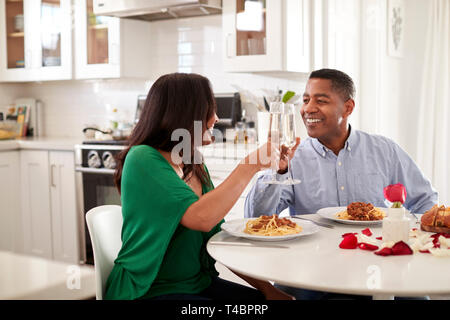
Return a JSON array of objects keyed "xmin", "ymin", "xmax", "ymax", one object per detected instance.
[{"xmin": 355, "ymin": 129, "xmax": 398, "ymax": 149}]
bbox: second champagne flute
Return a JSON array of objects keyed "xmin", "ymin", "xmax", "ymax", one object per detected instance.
[
  {"xmin": 263, "ymin": 102, "xmax": 283, "ymax": 185},
  {"xmin": 281, "ymin": 103, "xmax": 301, "ymax": 185}
]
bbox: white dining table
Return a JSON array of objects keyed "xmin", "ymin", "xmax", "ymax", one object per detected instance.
[
  {"xmin": 0, "ymin": 251, "xmax": 95, "ymax": 300},
  {"xmin": 207, "ymin": 214, "xmax": 450, "ymax": 300}
]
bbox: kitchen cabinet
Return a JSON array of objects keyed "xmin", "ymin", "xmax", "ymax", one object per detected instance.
[
  {"xmin": 73, "ymin": 0, "xmax": 152, "ymax": 80},
  {"xmin": 0, "ymin": 151, "xmax": 20, "ymax": 252},
  {"xmin": 20, "ymin": 150, "xmax": 79, "ymax": 263},
  {"xmin": 223, "ymin": 0, "xmax": 312, "ymax": 73},
  {"xmin": 49, "ymin": 151, "xmax": 79, "ymax": 264},
  {"xmin": 0, "ymin": 0, "xmax": 72, "ymax": 82},
  {"xmin": 223, "ymin": 0, "xmax": 360, "ymax": 74},
  {"xmin": 20, "ymin": 150, "xmax": 53, "ymax": 259}
]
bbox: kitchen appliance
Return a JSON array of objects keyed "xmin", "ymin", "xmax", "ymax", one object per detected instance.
[
  {"xmin": 214, "ymin": 92, "xmax": 242, "ymax": 139},
  {"xmin": 135, "ymin": 95, "xmax": 146, "ymax": 124},
  {"xmin": 75, "ymin": 140, "xmax": 127, "ymax": 264},
  {"xmin": 93, "ymin": 0, "xmax": 222, "ymax": 22}
]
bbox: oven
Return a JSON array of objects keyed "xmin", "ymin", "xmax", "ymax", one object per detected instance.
[{"xmin": 75, "ymin": 141, "xmax": 126, "ymax": 264}]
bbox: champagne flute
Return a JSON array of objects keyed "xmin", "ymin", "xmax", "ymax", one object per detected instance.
[
  {"xmin": 262, "ymin": 102, "xmax": 284, "ymax": 185},
  {"xmin": 281, "ymin": 103, "xmax": 301, "ymax": 185}
]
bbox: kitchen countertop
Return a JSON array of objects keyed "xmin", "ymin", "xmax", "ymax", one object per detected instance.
[
  {"xmin": 0, "ymin": 137, "xmax": 82, "ymax": 152},
  {"xmin": 0, "ymin": 137, "xmax": 259, "ymax": 157}
]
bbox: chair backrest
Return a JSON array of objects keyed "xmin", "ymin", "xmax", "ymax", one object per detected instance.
[{"xmin": 85, "ymin": 205, "xmax": 123, "ymax": 300}]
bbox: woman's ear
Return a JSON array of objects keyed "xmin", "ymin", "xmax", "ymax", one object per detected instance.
[{"xmin": 343, "ymin": 99, "xmax": 355, "ymax": 119}]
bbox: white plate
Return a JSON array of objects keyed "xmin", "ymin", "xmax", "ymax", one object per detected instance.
[
  {"xmin": 220, "ymin": 218, "xmax": 320, "ymax": 241},
  {"xmin": 316, "ymin": 206, "xmax": 387, "ymax": 225}
]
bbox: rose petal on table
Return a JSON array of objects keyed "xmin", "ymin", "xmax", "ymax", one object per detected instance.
[
  {"xmin": 342, "ymin": 232, "xmax": 358, "ymax": 238},
  {"xmin": 339, "ymin": 234, "xmax": 358, "ymax": 249},
  {"xmin": 361, "ymin": 228, "xmax": 372, "ymax": 236},
  {"xmin": 375, "ymin": 247, "xmax": 393, "ymax": 256},
  {"xmin": 358, "ymin": 243, "xmax": 379, "ymax": 251},
  {"xmin": 439, "ymin": 236, "xmax": 450, "ymax": 249},
  {"xmin": 376, "ymin": 237, "xmax": 382, "ymax": 240},
  {"xmin": 429, "ymin": 247, "xmax": 450, "ymax": 257},
  {"xmin": 356, "ymin": 233, "xmax": 379, "ymax": 246},
  {"xmin": 391, "ymin": 241, "xmax": 413, "ymax": 255}
]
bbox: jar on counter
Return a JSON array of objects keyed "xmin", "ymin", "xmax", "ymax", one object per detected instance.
[
  {"xmin": 234, "ymin": 121, "xmax": 246, "ymax": 144},
  {"xmin": 246, "ymin": 122, "xmax": 257, "ymax": 144}
]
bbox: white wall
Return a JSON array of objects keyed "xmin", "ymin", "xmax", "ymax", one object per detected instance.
[{"xmin": 360, "ymin": 0, "xmax": 430, "ymax": 160}]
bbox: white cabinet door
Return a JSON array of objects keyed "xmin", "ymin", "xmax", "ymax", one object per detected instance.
[
  {"xmin": 49, "ymin": 151, "xmax": 79, "ymax": 264},
  {"xmin": 223, "ymin": 0, "xmax": 313, "ymax": 73},
  {"xmin": 223, "ymin": 0, "xmax": 283, "ymax": 72},
  {"xmin": 0, "ymin": 0, "xmax": 35, "ymax": 81},
  {"xmin": 74, "ymin": 0, "xmax": 152, "ymax": 80},
  {"xmin": 20, "ymin": 150, "xmax": 53, "ymax": 259},
  {"xmin": 74, "ymin": 0, "xmax": 120, "ymax": 79},
  {"xmin": 0, "ymin": 0, "xmax": 72, "ymax": 82},
  {"xmin": 0, "ymin": 151, "xmax": 20, "ymax": 252},
  {"xmin": 35, "ymin": 0, "xmax": 73, "ymax": 81}
]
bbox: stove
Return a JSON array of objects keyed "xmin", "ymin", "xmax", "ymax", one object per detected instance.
[{"xmin": 75, "ymin": 140, "xmax": 128, "ymax": 264}]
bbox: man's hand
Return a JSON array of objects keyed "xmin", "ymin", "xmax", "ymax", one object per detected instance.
[{"xmin": 277, "ymin": 137, "xmax": 301, "ymax": 174}]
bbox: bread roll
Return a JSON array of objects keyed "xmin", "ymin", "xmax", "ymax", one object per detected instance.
[{"xmin": 421, "ymin": 204, "xmax": 450, "ymax": 233}]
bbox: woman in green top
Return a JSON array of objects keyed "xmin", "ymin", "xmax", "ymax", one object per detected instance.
[{"xmin": 104, "ymin": 73, "xmax": 294, "ymax": 300}]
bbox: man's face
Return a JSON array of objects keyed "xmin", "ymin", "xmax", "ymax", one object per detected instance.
[{"xmin": 300, "ymin": 78, "xmax": 353, "ymax": 140}]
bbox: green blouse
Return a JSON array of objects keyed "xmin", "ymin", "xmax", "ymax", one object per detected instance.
[{"xmin": 104, "ymin": 145, "xmax": 223, "ymax": 300}]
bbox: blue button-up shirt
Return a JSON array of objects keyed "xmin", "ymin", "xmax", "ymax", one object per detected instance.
[{"xmin": 244, "ymin": 127, "xmax": 438, "ymax": 217}]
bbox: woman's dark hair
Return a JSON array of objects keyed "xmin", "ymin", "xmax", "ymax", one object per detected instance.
[
  {"xmin": 114, "ymin": 73, "xmax": 217, "ymax": 193},
  {"xmin": 309, "ymin": 68, "xmax": 355, "ymax": 101}
]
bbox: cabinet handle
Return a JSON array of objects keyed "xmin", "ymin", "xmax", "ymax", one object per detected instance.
[{"xmin": 50, "ymin": 164, "xmax": 56, "ymax": 188}]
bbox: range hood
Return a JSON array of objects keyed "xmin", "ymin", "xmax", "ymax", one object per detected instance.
[{"xmin": 93, "ymin": 0, "xmax": 222, "ymax": 22}]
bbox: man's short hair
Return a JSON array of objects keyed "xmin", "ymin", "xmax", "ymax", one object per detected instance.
[{"xmin": 309, "ymin": 69, "xmax": 355, "ymax": 101}]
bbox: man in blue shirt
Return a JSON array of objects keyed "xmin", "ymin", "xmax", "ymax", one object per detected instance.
[{"xmin": 244, "ymin": 68, "xmax": 438, "ymax": 299}]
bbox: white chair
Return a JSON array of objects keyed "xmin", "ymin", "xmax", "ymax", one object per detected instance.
[{"xmin": 85, "ymin": 205, "xmax": 123, "ymax": 300}]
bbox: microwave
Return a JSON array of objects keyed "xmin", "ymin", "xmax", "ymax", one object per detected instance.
[{"xmin": 135, "ymin": 93, "xmax": 242, "ymax": 140}]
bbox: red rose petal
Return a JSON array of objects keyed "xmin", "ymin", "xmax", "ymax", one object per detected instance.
[
  {"xmin": 391, "ymin": 241, "xmax": 413, "ymax": 255},
  {"xmin": 362, "ymin": 228, "xmax": 372, "ymax": 236},
  {"xmin": 419, "ymin": 250, "xmax": 430, "ymax": 254},
  {"xmin": 375, "ymin": 247, "xmax": 393, "ymax": 256},
  {"xmin": 376, "ymin": 237, "xmax": 382, "ymax": 240},
  {"xmin": 339, "ymin": 234, "xmax": 358, "ymax": 249},
  {"xmin": 358, "ymin": 243, "xmax": 379, "ymax": 251},
  {"xmin": 342, "ymin": 232, "xmax": 358, "ymax": 238}
]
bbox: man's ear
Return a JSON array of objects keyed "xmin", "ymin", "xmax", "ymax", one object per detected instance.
[{"xmin": 343, "ymin": 99, "xmax": 355, "ymax": 119}]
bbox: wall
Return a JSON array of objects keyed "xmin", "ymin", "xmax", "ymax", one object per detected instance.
[{"xmin": 360, "ymin": 0, "xmax": 430, "ymax": 160}]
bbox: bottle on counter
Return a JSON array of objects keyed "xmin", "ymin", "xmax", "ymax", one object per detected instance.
[{"xmin": 246, "ymin": 121, "xmax": 257, "ymax": 144}]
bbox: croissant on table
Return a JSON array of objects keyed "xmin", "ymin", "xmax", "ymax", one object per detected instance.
[{"xmin": 421, "ymin": 205, "xmax": 450, "ymax": 233}]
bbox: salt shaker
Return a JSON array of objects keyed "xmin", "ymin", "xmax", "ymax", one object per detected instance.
[{"xmin": 382, "ymin": 207, "xmax": 410, "ymax": 243}]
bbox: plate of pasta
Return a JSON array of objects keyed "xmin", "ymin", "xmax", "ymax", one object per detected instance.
[
  {"xmin": 317, "ymin": 202, "xmax": 387, "ymax": 225},
  {"xmin": 221, "ymin": 214, "xmax": 320, "ymax": 241}
]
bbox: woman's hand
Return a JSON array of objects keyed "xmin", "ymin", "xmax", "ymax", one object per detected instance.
[
  {"xmin": 241, "ymin": 141, "xmax": 281, "ymax": 171},
  {"xmin": 277, "ymin": 137, "xmax": 301, "ymax": 174}
]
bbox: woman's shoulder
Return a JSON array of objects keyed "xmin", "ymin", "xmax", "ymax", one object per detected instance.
[
  {"xmin": 127, "ymin": 144, "xmax": 162, "ymax": 161},
  {"xmin": 124, "ymin": 145, "xmax": 169, "ymax": 171}
]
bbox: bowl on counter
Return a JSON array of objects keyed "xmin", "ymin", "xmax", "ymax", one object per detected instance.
[{"xmin": 0, "ymin": 121, "xmax": 20, "ymax": 140}]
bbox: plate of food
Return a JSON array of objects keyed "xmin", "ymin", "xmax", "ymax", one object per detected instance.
[
  {"xmin": 317, "ymin": 202, "xmax": 387, "ymax": 225},
  {"xmin": 221, "ymin": 214, "xmax": 320, "ymax": 241}
]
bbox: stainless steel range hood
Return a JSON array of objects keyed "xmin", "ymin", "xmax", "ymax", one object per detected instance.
[{"xmin": 93, "ymin": 0, "xmax": 222, "ymax": 22}]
